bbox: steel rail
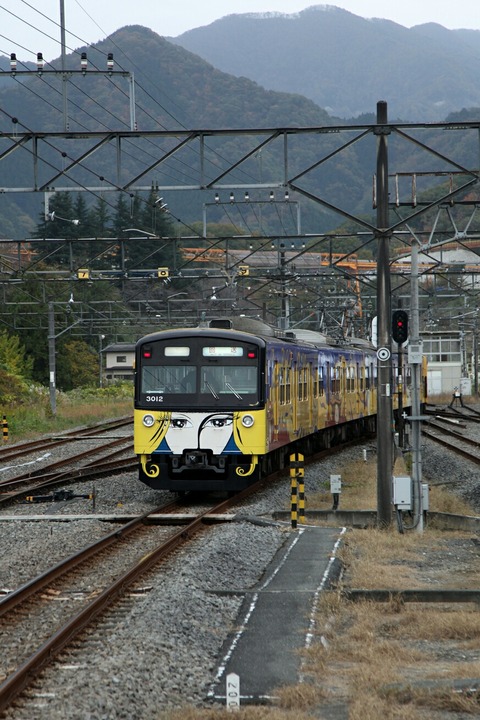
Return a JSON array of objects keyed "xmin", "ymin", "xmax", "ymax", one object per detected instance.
[
  {"xmin": 0, "ymin": 482, "xmax": 260, "ymax": 712},
  {"xmin": 0, "ymin": 417, "xmax": 132, "ymax": 461},
  {"xmin": 0, "ymin": 436, "xmax": 133, "ymax": 490},
  {"xmin": 0, "ymin": 455, "xmax": 137, "ymax": 507},
  {"xmin": 422, "ymin": 427, "xmax": 480, "ymax": 465}
]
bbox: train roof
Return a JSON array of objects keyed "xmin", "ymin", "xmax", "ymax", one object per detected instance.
[{"xmin": 136, "ymin": 317, "xmax": 375, "ymax": 353}]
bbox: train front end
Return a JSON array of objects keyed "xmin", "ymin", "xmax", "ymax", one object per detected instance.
[{"xmin": 134, "ymin": 328, "xmax": 267, "ymax": 492}]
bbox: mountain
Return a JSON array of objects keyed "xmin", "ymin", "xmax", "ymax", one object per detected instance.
[
  {"xmin": 0, "ymin": 26, "xmax": 339, "ymax": 239},
  {"xmin": 170, "ymin": 5, "xmax": 480, "ymax": 122},
  {"xmin": 0, "ymin": 23, "xmax": 478, "ymax": 241}
]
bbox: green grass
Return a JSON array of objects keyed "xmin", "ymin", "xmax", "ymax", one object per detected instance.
[{"xmin": 1, "ymin": 383, "xmax": 133, "ymax": 442}]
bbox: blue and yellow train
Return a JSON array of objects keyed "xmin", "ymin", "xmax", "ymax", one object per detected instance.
[{"xmin": 134, "ymin": 317, "xmax": 425, "ymax": 492}]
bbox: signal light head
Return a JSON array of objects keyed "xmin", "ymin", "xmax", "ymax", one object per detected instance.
[{"xmin": 392, "ymin": 310, "xmax": 409, "ymax": 343}]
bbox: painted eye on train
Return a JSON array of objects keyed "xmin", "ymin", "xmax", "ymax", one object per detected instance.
[
  {"xmin": 204, "ymin": 416, "xmax": 233, "ymax": 429},
  {"xmin": 170, "ymin": 417, "xmax": 193, "ymax": 429}
]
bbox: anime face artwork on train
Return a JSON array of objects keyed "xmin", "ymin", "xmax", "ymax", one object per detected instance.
[{"xmin": 141, "ymin": 410, "xmax": 247, "ymax": 456}]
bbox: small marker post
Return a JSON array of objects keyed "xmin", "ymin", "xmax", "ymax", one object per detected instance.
[{"xmin": 226, "ymin": 672, "xmax": 240, "ymax": 711}]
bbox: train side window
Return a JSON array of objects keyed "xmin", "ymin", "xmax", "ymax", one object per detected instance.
[
  {"xmin": 319, "ymin": 366, "xmax": 324, "ymax": 396},
  {"xmin": 332, "ymin": 365, "xmax": 340, "ymax": 394},
  {"xmin": 313, "ymin": 366, "xmax": 318, "ymax": 398},
  {"xmin": 346, "ymin": 366, "xmax": 351, "ymax": 393},
  {"xmin": 365, "ymin": 365, "xmax": 370, "ymax": 390},
  {"xmin": 279, "ymin": 366, "xmax": 285, "ymax": 404},
  {"xmin": 298, "ymin": 367, "xmax": 308, "ymax": 401},
  {"xmin": 285, "ymin": 367, "xmax": 291, "ymax": 404}
]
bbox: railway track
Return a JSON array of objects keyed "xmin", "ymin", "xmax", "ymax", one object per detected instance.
[
  {"xmin": 0, "ymin": 417, "xmax": 132, "ymax": 463},
  {"xmin": 0, "ymin": 481, "xmax": 263, "ymax": 713},
  {"xmin": 422, "ymin": 420, "xmax": 480, "ymax": 470},
  {"xmin": 0, "ymin": 418, "xmax": 135, "ymax": 506}
]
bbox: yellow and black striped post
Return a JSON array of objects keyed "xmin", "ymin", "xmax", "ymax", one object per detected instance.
[
  {"xmin": 297, "ymin": 453, "xmax": 305, "ymax": 524},
  {"xmin": 2, "ymin": 415, "xmax": 8, "ymax": 443},
  {"xmin": 290, "ymin": 452, "xmax": 305, "ymax": 528},
  {"xmin": 290, "ymin": 474, "xmax": 298, "ymax": 529}
]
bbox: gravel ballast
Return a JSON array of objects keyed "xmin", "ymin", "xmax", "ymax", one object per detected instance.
[{"xmin": 0, "ymin": 419, "xmax": 479, "ymax": 718}]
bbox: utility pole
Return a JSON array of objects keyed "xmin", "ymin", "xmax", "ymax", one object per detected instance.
[
  {"xmin": 410, "ymin": 240, "xmax": 424, "ymax": 533},
  {"xmin": 48, "ymin": 302, "xmax": 57, "ymax": 416},
  {"xmin": 60, "ymin": 0, "xmax": 68, "ymax": 131},
  {"xmin": 375, "ymin": 100, "xmax": 393, "ymax": 527},
  {"xmin": 48, "ymin": 302, "xmax": 83, "ymax": 415}
]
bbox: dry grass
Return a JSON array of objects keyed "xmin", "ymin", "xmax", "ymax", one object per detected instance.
[
  {"xmin": 156, "ymin": 707, "xmax": 319, "ymax": 719},
  {"xmin": 340, "ymin": 526, "xmax": 442, "ymax": 589},
  {"xmin": 303, "ymin": 593, "xmax": 480, "ymax": 718},
  {"xmin": 429, "ymin": 483, "xmax": 477, "ymax": 516},
  {"xmin": 306, "ymin": 455, "xmax": 377, "ymax": 510},
  {"xmin": 159, "ymin": 449, "xmax": 480, "ymax": 719}
]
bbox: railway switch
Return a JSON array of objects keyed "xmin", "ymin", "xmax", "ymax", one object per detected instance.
[{"xmin": 25, "ymin": 489, "xmax": 95, "ymax": 503}]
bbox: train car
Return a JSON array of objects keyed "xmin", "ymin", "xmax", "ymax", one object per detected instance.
[{"xmin": 133, "ymin": 317, "xmax": 423, "ymax": 493}]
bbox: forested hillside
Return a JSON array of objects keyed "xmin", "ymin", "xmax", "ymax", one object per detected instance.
[{"xmin": 172, "ymin": 5, "xmax": 480, "ymax": 122}]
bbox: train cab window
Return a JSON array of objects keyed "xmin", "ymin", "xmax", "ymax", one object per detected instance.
[
  {"xmin": 200, "ymin": 365, "xmax": 256, "ymax": 397},
  {"xmin": 142, "ymin": 365, "xmax": 196, "ymax": 394},
  {"xmin": 138, "ymin": 336, "xmax": 261, "ymax": 407}
]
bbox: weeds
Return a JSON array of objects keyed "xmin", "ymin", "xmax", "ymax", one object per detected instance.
[{"xmin": 2, "ymin": 384, "xmax": 132, "ymax": 441}]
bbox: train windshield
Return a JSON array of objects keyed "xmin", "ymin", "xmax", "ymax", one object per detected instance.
[{"xmin": 138, "ymin": 336, "xmax": 261, "ymax": 407}]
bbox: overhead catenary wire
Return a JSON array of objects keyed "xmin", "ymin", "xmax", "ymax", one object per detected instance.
[{"xmin": 2, "ymin": 2, "xmax": 266, "ymax": 191}]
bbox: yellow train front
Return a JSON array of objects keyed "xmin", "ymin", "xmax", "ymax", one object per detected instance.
[
  {"xmin": 133, "ymin": 319, "xmax": 393, "ymax": 493},
  {"xmin": 134, "ymin": 324, "xmax": 268, "ymax": 491}
]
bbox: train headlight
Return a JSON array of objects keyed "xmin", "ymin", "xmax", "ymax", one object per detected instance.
[
  {"xmin": 241, "ymin": 414, "xmax": 254, "ymax": 428},
  {"xmin": 142, "ymin": 414, "xmax": 155, "ymax": 427}
]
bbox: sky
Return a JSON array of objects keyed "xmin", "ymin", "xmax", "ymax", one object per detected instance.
[{"xmin": 2, "ymin": 0, "xmax": 480, "ymax": 62}]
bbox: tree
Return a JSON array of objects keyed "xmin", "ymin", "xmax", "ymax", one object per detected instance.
[
  {"xmin": 0, "ymin": 329, "xmax": 33, "ymax": 380},
  {"xmin": 56, "ymin": 339, "xmax": 98, "ymax": 391},
  {"xmin": 125, "ymin": 188, "xmax": 176, "ymax": 269},
  {"xmin": 35, "ymin": 191, "xmax": 79, "ymax": 265}
]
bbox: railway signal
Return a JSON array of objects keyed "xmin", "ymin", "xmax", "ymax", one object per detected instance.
[{"xmin": 392, "ymin": 310, "xmax": 409, "ymax": 344}]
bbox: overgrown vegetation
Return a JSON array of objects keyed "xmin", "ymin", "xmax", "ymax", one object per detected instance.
[{"xmin": 2, "ymin": 383, "xmax": 133, "ymax": 441}]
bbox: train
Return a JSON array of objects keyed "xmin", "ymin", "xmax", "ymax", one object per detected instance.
[{"xmin": 133, "ymin": 317, "xmax": 426, "ymax": 492}]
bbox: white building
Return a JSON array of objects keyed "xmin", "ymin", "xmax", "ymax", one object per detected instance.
[{"xmin": 103, "ymin": 343, "xmax": 135, "ymax": 383}]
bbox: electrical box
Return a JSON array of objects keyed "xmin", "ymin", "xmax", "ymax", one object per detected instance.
[
  {"xmin": 330, "ymin": 474, "xmax": 341, "ymax": 494},
  {"xmin": 422, "ymin": 483, "xmax": 429, "ymax": 511},
  {"xmin": 392, "ymin": 475, "xmax": 411, "ymax": 510},
  {"xmin": 408, "ymin": 341, "xmax": 423, "ymax": 364}
]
